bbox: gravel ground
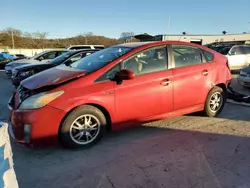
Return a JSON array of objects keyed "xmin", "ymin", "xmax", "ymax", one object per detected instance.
[{"xmin": 1, "ymin": 71, "xmax": 250, "ymax": 188}]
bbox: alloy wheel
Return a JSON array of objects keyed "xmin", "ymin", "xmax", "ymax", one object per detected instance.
[
  {"xmin": 209, "ymin": 92, "xmax": 223, "ymax": 113},
  {"xmin": 69, "ymin": 114, "xmax": 100, "ymax": 145}
]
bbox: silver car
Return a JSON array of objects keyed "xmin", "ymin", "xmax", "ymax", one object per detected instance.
[
  {"xmin": 225, "ymin": 45, "xmax": 250, "ymax": 70},
  {"xmin": 238, "ymin": 66, "xmax": 250, "ymax": 87}
]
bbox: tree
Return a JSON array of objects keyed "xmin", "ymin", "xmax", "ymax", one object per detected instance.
[
  {"xmin": 222, "ymin": 31, "xmax": 227, "ymax": 35},
  {"xmin": 3, "ymin": 27, "xmax": 22, "ymax": 37},
  {"xmin": 23, "ymin": 31, "xmax": 48, "ymax": 48},
  {"xmin": 120, "ymin": 32, "xmax": 135, "ymax": 39}
]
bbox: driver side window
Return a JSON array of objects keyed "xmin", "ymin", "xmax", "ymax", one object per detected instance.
[{"xmin": 123, "ymin": 46, "xmax": 168, "ymax": 75}]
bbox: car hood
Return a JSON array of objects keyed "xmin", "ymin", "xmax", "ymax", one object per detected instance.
[
  {"xmin": 15, "ymin": 62, "xmax": 48, "ymax": 71},
  {"xmin": 6, "ymin": 59, "xmax": 41, "ymax": 67},
  {"xmin": 21, "ymin": 65, "xmax": 87, "ymax": 90}
]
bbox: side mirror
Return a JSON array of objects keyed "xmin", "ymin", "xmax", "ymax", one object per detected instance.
[
  {"xmin": 116, "ymin": 69, "xmax": 135, "ymax": 81},
  {"xmin": 229, "ymin": 51, "xmax": 236, "ymax": 56},
  {"xmin": 38, "ymin": 56, "xmax": 44, "ymax": 61}
]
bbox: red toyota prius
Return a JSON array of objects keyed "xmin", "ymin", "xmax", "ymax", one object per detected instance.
[{"xmin": 8, "ymin": 41, "xmax": 232, "ymax": 149}]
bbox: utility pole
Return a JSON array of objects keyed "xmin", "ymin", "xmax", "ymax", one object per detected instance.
[
  {"xmin": 168, "ymin": 16, "xmax": 171, "ymax": 34},
  {"xmin": 11, "ymin": 29, "xmax": 15, "ymax": 49}
]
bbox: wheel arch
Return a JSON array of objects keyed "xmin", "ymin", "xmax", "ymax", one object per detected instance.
[{"xmin": 58, "ymin": 103, "xmax": 112, "ymax": 136}]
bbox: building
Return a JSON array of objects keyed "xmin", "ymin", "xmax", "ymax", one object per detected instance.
[{"xmin": 121, "ymin": 33, "xmax": 250, "ymax": 45}]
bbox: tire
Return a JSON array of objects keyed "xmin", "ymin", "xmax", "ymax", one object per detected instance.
[
  {"xmin": 59, "ymin": 105, "xmax": 107, "ymax": 149},
  {"xmin": 203, "ymin": 86, "xmax": 226, "ymax": 117}
]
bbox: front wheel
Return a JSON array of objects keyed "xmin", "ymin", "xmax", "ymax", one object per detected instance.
[
  {"xmin": 59, "ymin": 105, "xmax": 107, "ymax": 149},
  {"xmin": 203, "ymin": 86, "xmax": 226, "ymax": 117}
]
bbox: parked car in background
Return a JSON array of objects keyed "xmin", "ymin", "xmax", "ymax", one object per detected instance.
[
  {"xmin": 11, "ymin": 49, "xmax": 99, "ymax": 87},
  {"xmin": 238, "ymin": 66, "xmax": 250, "ymax": 87},
  {"xmin": 5, "ymin": 49, "xmax": 67, "ymax": 77},
  {"xmin": 8, "ymin": 41, "xmax": 231, "ymax": 149},
  {"xmin": 208, "ymin": 44, "xmax": 250, "ymax": 70},
  {"xmin": 0, "ymin": 53, "xmax": 14, "ymax": 69},
  {"xmin": 13, "ymin": 54, "xmax": 27, "ymax": 61},
  {"xmin": 65, "ymin": 45, "xmax": 104, "ymax": 50}
]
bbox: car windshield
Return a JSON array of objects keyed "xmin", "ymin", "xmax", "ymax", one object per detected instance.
[
  {"xmin": 48, "ymin": 51, "xmax": 75, "ymax": 65},
  {"xmin": 70, "ymin": 46, "xmax": 133, "ymax": 73}
]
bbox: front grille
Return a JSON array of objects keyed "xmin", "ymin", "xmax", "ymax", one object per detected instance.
[{"xmin": 17, "ymin": 85, "xmax": 31, "ymax": 102}]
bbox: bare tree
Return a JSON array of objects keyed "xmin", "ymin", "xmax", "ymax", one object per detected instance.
[
  {"xmin": 23, "ymin": 31, "xmax": 48, "ymax": 48},
  {"xmin": 120, "ymin": 32, "xmax": 135, "ymax": 39},
  {"xmin": 3, "ymin": 27, "xmax": 22, "ymax": 37},
  {"xmin": 81, "ymin": 32, "xmax": 94, "ymax": 44}
]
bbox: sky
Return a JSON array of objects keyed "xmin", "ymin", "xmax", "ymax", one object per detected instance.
[{"xmin": 1, "ymin": 0, "xmax": 250, "ymax": 39}]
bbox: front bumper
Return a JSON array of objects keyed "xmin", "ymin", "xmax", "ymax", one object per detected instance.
[
  {"xmin": 11, "ymin": 76, "xmax": 21, "ymax": 87},
  {"xmin": 237, "ymin": 75, "xmax": 250, "ymax": 88},
  {"xmin": 4, "ymin": 67, "xmax": 12, "ymax": 78},
  {"xmin": 8, "ymin": 100, "xmax": 66, "ymax": 148}
]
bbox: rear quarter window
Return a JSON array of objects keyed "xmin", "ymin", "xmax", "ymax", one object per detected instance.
[{"xmin": 203, "ymin": 50, "xmax": 214, "ymax": 62}]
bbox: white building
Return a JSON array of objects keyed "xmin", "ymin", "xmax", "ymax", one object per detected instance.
[{"xmin": 125, "ymin": 33, "xmax": 250, "ymax": 45}]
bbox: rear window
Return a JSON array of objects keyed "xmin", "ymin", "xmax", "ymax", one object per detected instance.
[
  {"xmin": 203, "ymin": 50, "xmax": 214, "ymax": 62},
  {"xmin": 94, "ymin": 46, "xmax": 105, "ymax": 49},
  {"xmin": 70, "ymin": 46, "xmax": 91, "ymax": 50}
]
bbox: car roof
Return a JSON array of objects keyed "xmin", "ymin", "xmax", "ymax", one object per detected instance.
[
  {"xmin": 113, "ymin": 41, "xmax": 204, "ymax": 49},
  {"xmin": 68, "ymin": 49, "xmax": 99, "ymax": 53},
  {"xmin": 44, "ymin": 49, "xmax": 68, "ymax": 52}
]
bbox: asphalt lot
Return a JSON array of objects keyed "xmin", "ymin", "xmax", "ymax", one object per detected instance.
[{"xmin": 1, "ymin": 71, "xmax": 250, "ymax": 188}]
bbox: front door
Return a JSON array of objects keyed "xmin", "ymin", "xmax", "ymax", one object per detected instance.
[
  {"xmin": 170, "ymin": 44, "xmax": 211, "ymax": 110},
  {"xmin": 114, "ymin": 46, "xmax": 173, "ymax": 123}
]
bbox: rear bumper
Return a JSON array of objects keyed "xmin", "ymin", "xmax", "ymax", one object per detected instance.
[{"xmin": 8, "ymin": 104, "xmax": 66, "ymax": 148}]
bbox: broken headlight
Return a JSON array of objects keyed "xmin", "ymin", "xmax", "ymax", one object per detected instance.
[
  {"xmin": 19, "ymin": 91, "xmax": 64, "ymax": 110},
  {"xmin": 19, "ymin": 70, "xmax": 34, "ymax": 78}
]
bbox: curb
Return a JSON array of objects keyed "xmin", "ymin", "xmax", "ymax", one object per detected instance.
[
  {"xmin": 226, "ymin": 99, "xmax": 250, "ymax": 107},
  {"xmin": 0, "ymin": 122, "xmax": 19, "ymax": 188}
]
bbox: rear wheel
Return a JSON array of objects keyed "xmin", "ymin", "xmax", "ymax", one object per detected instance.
[
  {"xmin": 59, "ymin": 105, "xmax": 107, "ymax": 149},
  {"xmin": 203, "ymin": 86, "xmax": 226, "ymax": 117}
]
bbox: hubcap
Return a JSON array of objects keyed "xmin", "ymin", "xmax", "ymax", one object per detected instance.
[
  {"xmin": 209, "ymin": 92, "xmax": 223, "ymax": 113},
  {"xmin": 69, "ymin": 114, "xmax": 100, "ymax": 145}
]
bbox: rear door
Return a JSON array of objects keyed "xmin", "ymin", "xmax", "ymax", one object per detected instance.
[{"xmin": 170, "ymin": 44, "xmax": 212, "ymax": 110}]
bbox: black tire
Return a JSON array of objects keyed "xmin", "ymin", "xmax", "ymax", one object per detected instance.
[
  {"xmin": 203, "ymin": 86, "xmax": 226, "ymax": 117},
  {"xmin": 59, "ymin": 105, "xmax": 107, "ymax": 149}
]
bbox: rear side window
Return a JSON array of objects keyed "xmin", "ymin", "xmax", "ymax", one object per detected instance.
[
  {"xmin": 230, "ymin": 46, "xmax": 250, "ymax": 55},
  {"xmin": 172, "ymin": 45, "xmax": 202, "ymax": 68},
  {"xmin": 70, "ymin": 46, "xmax": 91, "ymax": 50},
  {"xmin": 94, "ymin": 46, "xmax": 105, "ymax": 49},
  {"xmin": 203, "ymin": 50, "xmax": 214, "ymax": 62}
]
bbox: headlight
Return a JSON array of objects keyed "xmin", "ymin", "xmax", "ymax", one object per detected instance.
[
  {"xmin": 19, "ymin": 91, "xmax": 64, "ymax": 110},
  {"xmin": 12, "ymin": 69, "xmax": 18, "ymax": 75},
  {"xmin": 19, "ymin": 70, "xmax": 34, "ymax": 77}
]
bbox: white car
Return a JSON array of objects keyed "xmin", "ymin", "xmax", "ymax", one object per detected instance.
[
  {"xmin": 221, "ymin": 45, "xmax": 250, "ymax": 70},
  {"xmin": 65, "ymin": 45, "xmax": 104, "ymax": 50}
]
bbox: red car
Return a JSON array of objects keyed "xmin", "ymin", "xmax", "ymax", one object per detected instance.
[{"xmin": 8, "ymin": 41, "xmax": 232, "ymax": 149}]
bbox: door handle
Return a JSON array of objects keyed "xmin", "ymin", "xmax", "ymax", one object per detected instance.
[
  {"xmin": 161, "ymin": 79, "xmax": 171, "ymax": 86},
  {"xmin": 202, "ymin": 69, "xmax": 209, "ymax": 76}
]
